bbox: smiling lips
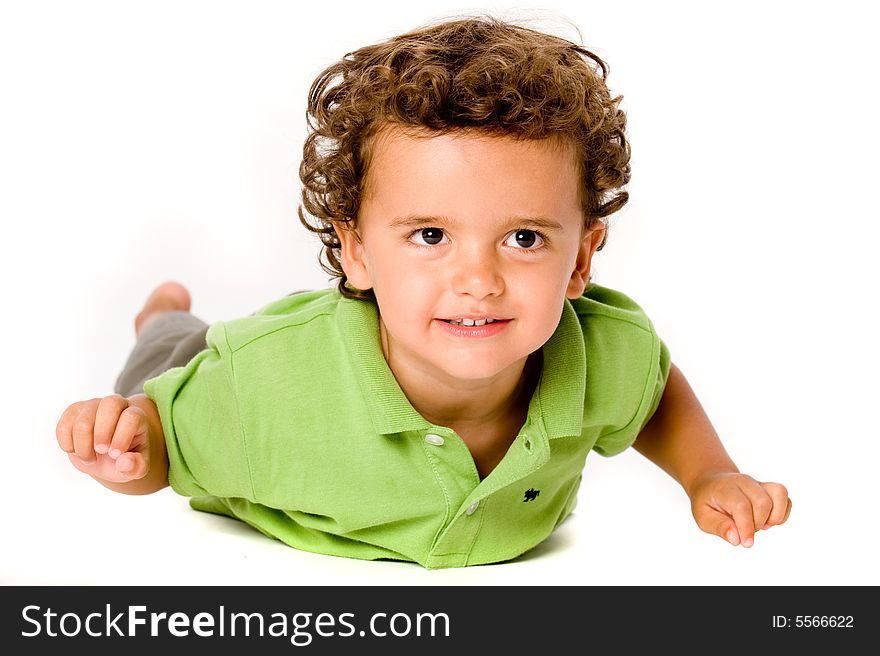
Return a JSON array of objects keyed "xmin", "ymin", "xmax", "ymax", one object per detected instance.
[
  {"xmin": 443, "ymin": 317, "xmax": 498, "ymax": 326},
  {"xmin": 436, "ymin": 317, "xmax": 511, "ymax": 337}
]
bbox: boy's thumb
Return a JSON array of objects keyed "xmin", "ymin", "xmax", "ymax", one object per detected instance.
[
  {"xmin": 115, "ymin": 452, "xmax": 147, "ymax": 480},
  {"xmin": 696, "ymin": 505, "xmax": 739, "ymax": 546},
  {"xmin": 722, "ymin": 523, "xmax": 739, "ymax": 546}
]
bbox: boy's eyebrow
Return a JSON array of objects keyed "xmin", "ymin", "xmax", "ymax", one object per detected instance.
[{"xmin": 388, "ymin": 215, "xmax": 565, "ymax": 232}]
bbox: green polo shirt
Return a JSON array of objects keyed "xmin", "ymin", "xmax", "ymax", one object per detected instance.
[{"xmin": 143, "ymin": 284, "xmax": 670, "ymax": 569}]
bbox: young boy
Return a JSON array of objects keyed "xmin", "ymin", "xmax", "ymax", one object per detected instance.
[{"xmin": 56, "ymin": 16, "xmax": 790, "ymax": 569}]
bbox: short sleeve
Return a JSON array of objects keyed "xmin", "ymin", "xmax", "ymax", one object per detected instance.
[
  {"xmin": 591, "ymin": 337, "xmax": 671, "ymax": 457},
  {"xmin": 143, "ymin": 322, "xmax": 254, "ymax": 500}
]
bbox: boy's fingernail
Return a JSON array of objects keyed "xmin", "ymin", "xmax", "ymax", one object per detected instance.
[
  {"xmin": 109, "ymin": 448, "xmax": 121, "ymax": 459},
  {"xmin": 743, "ymin": 537, "xmax": 754, "ymax": 548},
  {"xmin": 762, "ymin": 523, "xmax": 771, "ymax": 530},
  {"xmin": 726, "ymin": 529, "xmax": 739, "ymax": 545},
  {"xmin": 117, "ymin": 459, "xmax": 132, "ymax": 473},
  {"xmin": 94, "ymin": 444, "xmax": 109, "ymax": 454}
]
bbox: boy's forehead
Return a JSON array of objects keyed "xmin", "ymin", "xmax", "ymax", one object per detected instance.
[
  {"xmin": 359, "ymin": 125, "xmax": 585, "ymax": 231},
  {"xmin": 363, "ymin": 125, "xmax": 581, "ymax": 195}
]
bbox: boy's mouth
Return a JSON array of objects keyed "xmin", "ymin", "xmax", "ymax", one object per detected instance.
[
  {"xmin": 440, "ymin": 317, "xmax": 510, "ymax": 328},
  {"xmin": 439, "ymin": 317, "xmax": 509, "ymax": 326},
  {"xmin": 435, "ymin": 317, "xmax": 512, "ymax": 338}
]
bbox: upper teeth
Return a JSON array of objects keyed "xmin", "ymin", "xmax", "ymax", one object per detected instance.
[{"xmin": 449, "ymin": 318, "xmax": 495, "ymax": 326}]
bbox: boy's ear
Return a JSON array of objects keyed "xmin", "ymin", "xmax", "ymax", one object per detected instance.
[
  {"xmin": 566, "ymin": 224, "xmax": 606, "ymax": 300},
  {"xmin": 333, "ymin": 222, "xmax": 374, "ymax": 291}
]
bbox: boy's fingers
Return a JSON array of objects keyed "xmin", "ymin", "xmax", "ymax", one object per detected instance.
[
  {"xmin": 726, "ymin": 493, "xmax": 758, "ymax": 547},
  {"xmin": 93, "ymin": 395, "xmax": 129, "ymax": 454},
  {"xmin": 67, "ymin": 449, "xmax": 141, "ymax": 483},
  {"xmin": 758, "ymin": 482, "xmax": 791, "ymax": 527},
  {"xmin": 742, "ymin": 483, "xmax": 774, "ymax": 535},
  {"xmin": 71, "ymin": 400, "xmax": 101, "ymax": 463},
  {"xmin": 108, "ymin": 406, "xmax": 147, "ymax": 459},
  {"xmin": 67, "ymin": 451, "xmax": 95, "ymax": 475},
  {"xmin": 55, "ymin": 402, "xmax": 84, "ymax": 452},
  {"xmin": 696, "ymin": 477, "xmax": 791, "ymax": 544}
]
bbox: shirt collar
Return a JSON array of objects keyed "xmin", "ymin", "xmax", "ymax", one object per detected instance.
[
  {"xmin": 336, "ymin": 295, "xmax": 585, "ymax": 439},
  {"xmin": 529, "ymin": 299, "xmax": 586, "ymax": 438}
]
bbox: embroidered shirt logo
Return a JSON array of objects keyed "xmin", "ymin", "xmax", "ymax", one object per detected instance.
[{"xmin": 523, "ymin": 488, "xmax": 540, "ymax": 502}]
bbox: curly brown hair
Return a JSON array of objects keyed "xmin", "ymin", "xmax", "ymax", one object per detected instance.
[{"xmin": 298, "ymin": 15, "xmax": 631, "ymax": 301}]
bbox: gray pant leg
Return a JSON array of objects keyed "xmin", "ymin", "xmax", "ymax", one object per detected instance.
[{"xmin": 113, "ymin": 311, "xmax": 209, "ymax": 398}]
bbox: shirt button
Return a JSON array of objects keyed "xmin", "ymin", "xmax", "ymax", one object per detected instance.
[
  {"xmin": 466, "ymin": 501, "xmax": 480, "ymax": 516},
  {"xmin": 425, "ymin": 433, "xmax": 445, "ymax": 446}
]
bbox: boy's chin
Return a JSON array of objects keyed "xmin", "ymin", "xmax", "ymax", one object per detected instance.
[{"xmin": 434, "ymin": 356, "xmax": 525, "ymax": 383}]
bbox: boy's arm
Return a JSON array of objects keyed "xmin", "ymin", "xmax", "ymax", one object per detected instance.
[
  {"xmin": 631, "ymin": 362, "xmax": 791, "ymax": 547},
  {"xmin": 57, "ymin": 393, "xmax": 169, "ymax": 496}
]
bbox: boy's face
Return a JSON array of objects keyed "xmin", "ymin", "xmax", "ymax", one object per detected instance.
[{"xmin": 335, "ymin": 127, "xmax": 604, "ymax": 385}]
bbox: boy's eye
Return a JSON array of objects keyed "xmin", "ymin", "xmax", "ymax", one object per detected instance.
[
  {"xmin": 407, "ymin": 227, "xmax": 546, "ymax": 250},
  {"xmin": 505, "ymin": 229, "xmax": 544, "ymax": 250},
  {"xmin": 409, "ymin": 227, "xmax": 448, "ymax": 246}
]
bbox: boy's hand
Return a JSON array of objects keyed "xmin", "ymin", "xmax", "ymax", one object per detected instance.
[
  {"xmin": 56, "ymin": 394, "xmax": 152, "ymax": 484},
  {"xmin": 687, "ymin": 472, "xmax": 791, "ymax": 548}
]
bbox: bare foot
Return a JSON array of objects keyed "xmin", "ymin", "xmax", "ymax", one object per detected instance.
[{"xmin": 134, "ymin": 281, "xmax": 192, "ymax": 337}]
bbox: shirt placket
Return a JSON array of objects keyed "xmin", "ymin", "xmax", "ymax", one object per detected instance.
[{"xmin": 422, "ymin": 421, "xmax": 550, "ymax": 569}]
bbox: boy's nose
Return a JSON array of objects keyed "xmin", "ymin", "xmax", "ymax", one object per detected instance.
[{"xmin": 450, "ymin": 251, "xmax": 505, "ymax": 299}]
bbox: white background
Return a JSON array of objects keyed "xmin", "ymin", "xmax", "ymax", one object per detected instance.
[{"xmin": 1, "ymin": 0, "xmax": 877, "ymax": 586}]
